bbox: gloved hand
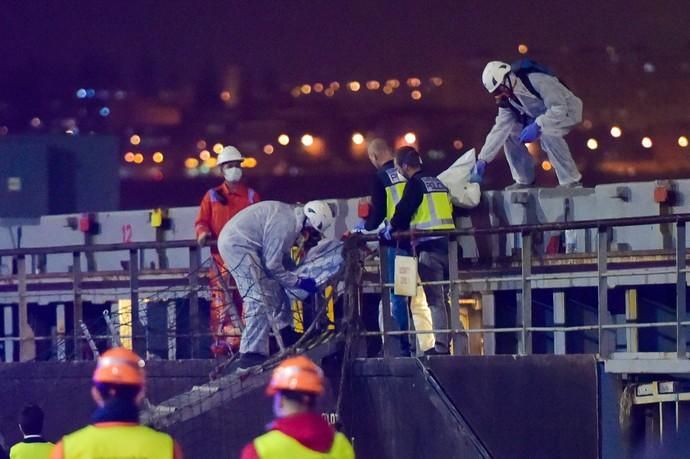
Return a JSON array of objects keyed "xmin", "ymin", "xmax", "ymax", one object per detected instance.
[
  {"xmin": 469, "ymin": 159, "xmax": 487, "ymax": 184},
  {"xmin": 197, "ymin": 232, "xmax": 211, "ymax": 246},
  {"xmin": 378, "ymin": 221, "xmax": 393, "ymax": 241},
  {"xmin": 296, "ymin": 277, "xmax": 318, "ymax": 294},
  {"xmin": 519, "ymin": 122, "xmax": 541, "ymax": 143},
  {"xmin": 351, "ymin": 219, "xmax": 367, "ymax": 233}
]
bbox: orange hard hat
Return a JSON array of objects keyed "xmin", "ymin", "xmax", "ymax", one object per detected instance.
[
  {"xmin": 266, "ymin": 355, "xmax": 325, "ymax": 396},
  {"xmin": 92, "ymin": 347, "xmax": 145, "ymax": 386}
]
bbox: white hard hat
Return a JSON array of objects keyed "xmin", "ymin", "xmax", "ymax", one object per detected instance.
[
  {"xmin": 217, "ymin": 146, "xmax": 244, "ymax": 166},
  {"xmin": 482, "ymin": 61, "xmax": 511, "ymax": 93},
  {"xmin": 303, "ymin": 200, "xmax": 335, "ymax": 235}
]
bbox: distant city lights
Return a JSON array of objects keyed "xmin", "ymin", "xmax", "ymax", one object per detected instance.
[
  {"xmin": 30, "ymin": 117, "xmax": 41, "ymax": 128},
  {"xmin": 678, "ymin": 136, "xmax": 689, "ymax": 148},
  {"xmin": 196, "ymin": 140, "xmax": 207, "ymax": 150},
  {"xmin": 199, "ymin": 150, "xmax": 211, "ymax": 160},
  {"xmin": 242, "ymin": 157, "xmax": 258, "ymax": 168},
  {"xmin": 453, "ymin": 139, "xmax": 464, "ymax": 150},
  {"xmin": 348, "ymin": 81, "xmax": 361, "ymax": 92},
  {"xmin": 99, "ymin": 107, "xmax": 111, "ymax": 117},
  {"xmin": 610, "ymin": 126, "xmax": 622, "ymax": 138},
  {"xmin": 411, "ymin": 90, "xmax": 422, "ymax": 100},
  {"xmin": 406, "ymin": 78, "xmax": 421, "ymax": 88},
  {"xmin": 403, "ymin": 132, "xmax": 417, "ymax": 145},
  {"xmin": 133, "ymin": 153, "xmax": 144, "ymax": 164},
  {"xmin": 76, "ymin": 89, "xmax": 87, "ymax": 99},
  {"xmin": 219, "ymin": 90, "xmax": 232, "ymax": 102},
  {"xmin": 185, "ymin": 158, "xmax": 199, "ymax": 169},
  {"xmin": 130, "ymin": 134, "xmax": 141, "ymax": 146},
  {"xmin": 278, "ymin": 134, "xmax": 290, "ymax": 146},
  {"xmin": 518, "ymin": 44, "xmax": 529, "ymax": 54},
  {"xmin": 301, "ymin": 134, "xmax": 314, "ymax": 147},
  {"xmin": 641, "ymin": 137, "xmax": 653, "ymax": 148},
  {"xmin": 301, "ymin": 84, "xmax": 312, "ymax": 95},
  {"xmin": 212, "ymin": 143, "xmax": 224, "ymax": 154},
  {"xmin": 366, "ymin": 80, "xmax": 380, "ymax": 90},
  {"xmin": 352, "ymin": 132, "xmax": 365, "ymax": 145},
  {"xmin": 313, "ymin": 83, "xmax": 324, "ymax": 93},
  {"xmin": 541, "ymin": 160, "xmax": 552, "ymax": 171},
  {"xmin": 152, "ymin": 152, "xmax": 164, "ymax": 163},
  {"xmin": 124, "ymin": 152, "xmax": 135, "ymax": 163},
  {"xmin": 586, "ymin": 138, "xmax": 598, "ymax": 150},
  {"xmin": 263, "ymin": 144, "xmax": 275, "ymax": 155},
  {"xmin": 430, "ymin": 77, "xmax": 443, "ymax": 87}
]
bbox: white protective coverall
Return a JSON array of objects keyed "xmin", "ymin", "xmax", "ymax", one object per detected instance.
[
  {"xmin": 478, "ymin": 72, "xmax": 583, "ymax": 186},
  {"xmin": 218, "ymin": 201, "xmax": 307, "ymax": 356}
]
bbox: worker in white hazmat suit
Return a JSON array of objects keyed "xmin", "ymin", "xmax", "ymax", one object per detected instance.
[
  {"xmin": 218, "ymin": 200, "xmax": 335, "ymax": 372},
  {"xmin": 470, "ymin": 59, "xmax": 583, "ymax": 189}
]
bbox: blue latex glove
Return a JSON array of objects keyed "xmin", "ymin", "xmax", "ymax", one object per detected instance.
[
  {"xmin": 519, "ymin": 122, "xmax": 541, "ymax": 143},
  {"xmin": 378, "ymin": 221, "xmax": 393, "ymax": 241},
  {"xmin": 296, "ymin": 277, "xmax": 318, "ymax": 294},
  {"xmin": 469, "ymin": 159, "xmax": 487, "ymax": 184},
  {"xmin": 351, "ymin": 219, "xmax": 367, "ymax": 233}
]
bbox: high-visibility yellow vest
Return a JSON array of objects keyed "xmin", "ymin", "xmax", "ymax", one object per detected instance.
[
  {"xmin": 254, "ymin": 430, "xmax": 354, "ymax": 459},
  {"xmin": 410, "ymin": 176, "xmax": 455, "ymax": 231},
  {"xmin": 62, "ymin": 424, "xmax": 173, "ymax": 459},
  {"xmin": 9, "ymin": 440, "xmax": 54, "ymax": 459},
  {"xmin": 383, "ymin": 167, "xmax": 407, "ymax": 221}
]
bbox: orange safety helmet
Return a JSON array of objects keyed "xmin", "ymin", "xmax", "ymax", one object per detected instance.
[
  {"xmin": 92, "ymin": 347, "xmax": 146, "ymax": 386},
  {"xmin": 266, "ymin": 355, "xmax": 325, "ymax": 396}
]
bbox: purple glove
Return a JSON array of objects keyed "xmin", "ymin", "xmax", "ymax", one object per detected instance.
[
  {"xmin": 296, "ymin": 277, "xmax": 318, "ymax": 294},
  {"xmin": 519, "ymin": 122, "xmax": 541, "ymax": 143}
]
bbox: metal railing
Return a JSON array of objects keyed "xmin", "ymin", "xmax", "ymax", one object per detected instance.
[{"xmin": 356, "ymin": 213, "xmax": 690, "ymax": 360}]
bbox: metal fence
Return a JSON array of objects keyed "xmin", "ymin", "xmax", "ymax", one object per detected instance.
[{"xmin": 2, "ymin": 213, "xmax": 689, "ymax": 366}]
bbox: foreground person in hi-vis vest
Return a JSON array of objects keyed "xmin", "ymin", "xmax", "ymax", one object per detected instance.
[
  {"xmin": 50, "ymin": 348, "xmax": 184, "ymax": 459},
  {"xmin": 240, "ymin": 355, "xmax": 355, "ymax": 459}
]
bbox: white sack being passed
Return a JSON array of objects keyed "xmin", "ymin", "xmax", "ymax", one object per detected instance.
[{"xmin": 437, "ymin": 148, "xmax": 481, "ymax": 209}]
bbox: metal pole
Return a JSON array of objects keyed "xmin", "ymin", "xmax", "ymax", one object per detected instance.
[
  {"xmin": 167, "ymin": 300, "xmax": 177, "ymax": 360},
  {"xmin": 128, "ymin": 249, "xmax": 139, "ymax": 352},
  {"xmin": 448, "ymin": 235, "xmax": 464, "ymax": 355},
  {"xmin": 625, "ymin": 289, "xmax": 639, "ymax": 353},
  {"xmin": 597, "ymin": 226, "xmax": 614, "ymax": 358},
  {"xmin": 17, "ymin": 255, "xmax": 36, "ymax": 362},
  {"xmin": 379, "ymin": 245, "xmax": 396, "ymax": 357},
  {"xmin": 3, "ymin": 305, "xmax": 14, "ymax": 362},
  {"xmin": 553, "ymin": 291, "xmax": 566, "ymax": 355},
  {"xmin": 480, "ymin": 292, "xmax": 495, "ymax": 356},
  {"xmin": 188, "ymin": 246, "xmax": 201, "ymax": 358},
  {"xmin": 72, "ymin": 252, "xmax": 83, "ymax": 360},
  {"xmin": 56, "ymin": 304, "xmax": 66, "ymax": 361},
  {"xmin": 519, "ymin": 231, "xmax": 532, "ymax": 355},
  {"xmin": 676, "ymin": 221, "xmax": 687, "ymax": 358}
]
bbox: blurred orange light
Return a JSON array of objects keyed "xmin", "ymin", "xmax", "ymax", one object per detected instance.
[
  {"xmin": 204, "ymin": 157, "xmax": 217, "ymax": 168},
  {"xmin": 124, "ymin": 152, "xmax": 135, "ymax": 163},
  {"xmin": 518, "ymin": 44, "xmax": 529, "ymax": 54},
  {"xmin": 185, "ymin": 158, "xmax": 199, "ymax": 169},
  {"xmin": 641, "ymin": 137, "xmax": 653, "ymax": 148},
  {"xmin": 133, "ymin": 153, "xmax": 144, "ymax": 164},
  {"xmin": 313, "ymin": 83, "xmax": 324, "ymax": 93},
  {"xmin": 386, "ymin": 79, "xmax": 400, "ymax": 88},
  {"xmin": 130, "ymin": 134, "xmax": 141, "ymax": 146},
  {"xmin": 152, "ymin": 152, "xmax": 164, "ymax": 163},
  {"xmin": 348, "ymin": 81, "xmax": 361, "ymax": 92},
  {"xmin": 383, "ymin": 86, "xmax": 394, "ymax": 95},
  {"xmin": 406, "ymin": 78, "xmax": 421, "ymax": 88},
  {"xmin": 290, "ymin": 87, "xmax": 301, "ymax": 98},
  {"xmin": 403, "ymin": 132, "xmax": 416, "ymax": 145},
  {"xmin": 196, "ymin": 140, "xmax": 207, "ymax": 150},
  {"xmin": 678, "ymin": 136, "xmax": 689, "ymax": 147},
  {"xmin": 329, "ymin": 81, "xmax": 340, "ymax": 90},
  {"xmin": 301, "ymin": 84, "xmax": 312, "ymax": 95},
  {"xmin": 301, "ymin": 134, "xmax": 314, "ymax": 147},
  {"xmin": 453, "ymin": 139, "xmax": 464, "ymax": 150},
  {"xmin": 278, "ymin": 134, "xmax": 290, "ymax": 146},
  {"xmin": 219, "ymin": 90, "xmax": 232, "ymax": 102},
  {"xmin": 352, "ymin": 132, "xmax": 365, "ymax": 145},
  {"xmin": 324, "ymin": 88, "xmax": 335, "ymax": 97},
  {"xmin": 242, "ymin": 157, "xmax": 258, "ymax": 168},
  {"xmin": 366, "ymin": 80, "xmax": 380, "ymax": 90},
  {"xmin": 586, "ymin": 138, "xmax": 598, "ymax": 150},
  {"xmin": 263, "ymin": 144, "xmax": 274, "ymax": 155},
  {"xmin": 541, "ymin": 160, "xmax": 552, "ymax": 171},
  {"xmin": 213, "ymin": 143, "xmax": 224, "ymax": 154},
  {"xmin": 430, "ymin": 77, "xmax": 443, "ymax": 87},
  {"xmin": 199, "ymin": 150, "xmax": 211, "ymax": 160},
  {"xmin": 411, "ymin": 90, "xmax": 422, "ymax": 100},
  {"xmin": 610, "ymin": 126, "xmax": 622, "ymax": 138}
]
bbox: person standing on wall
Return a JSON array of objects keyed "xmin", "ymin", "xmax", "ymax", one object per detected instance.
[{"xmin": 195, "ymin": 145, "xmax": 260, "ymax": 356}]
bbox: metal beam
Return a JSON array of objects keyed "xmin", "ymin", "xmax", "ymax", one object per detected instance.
[
  {"xmin": 188, "ymin": 246, "xmax": 201, "ymax": 358},
  {"xmin": 553, "ymin": 291, "xmax": 566, "ymax": 355},
  {"xmin": 448, "ymin": 235, "xmax": 465, "ymax": 355},
  {"xmin": 480, "ymin": 292, "xmax": 495, "ymax": 356},
  {"xmin": 519, "ymin": 231, "xmax": 532, "ymax": 355},
  {"xmin": 597, "ymin": 226, "xmax": 615, "ymax": 358},
  {"xmin": 626, "ymin": 289, "xmax": 639, "ymax": 353},
  {"xmin": 72, "ymin": 252, "xmax": 83, "ymax": 360},
  {"xmin": 676, "ymin": 221, "xmax": 687, "ymax": 358}
]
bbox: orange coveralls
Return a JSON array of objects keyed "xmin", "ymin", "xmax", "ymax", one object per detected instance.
[{"xmin": 195, "ymin": 182, "xmax": 260, "ymax": 351}]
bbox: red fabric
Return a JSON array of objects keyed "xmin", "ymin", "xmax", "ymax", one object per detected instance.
[
  {"xmin": 194, "ymin": 181, "xmax": 260, "ymax": 251},
  {"xmin": 240, "ymin": 412, "xmax": 336, "ymax": 458}
]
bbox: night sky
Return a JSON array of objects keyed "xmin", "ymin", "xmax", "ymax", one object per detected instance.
[{"xmin": 2, "ymin": 0, "xmax": 689, "ymax": 86}]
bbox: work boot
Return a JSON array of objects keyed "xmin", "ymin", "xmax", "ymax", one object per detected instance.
[
  {"xmin": 505, "ymin": 182, "xmax": 534, "ymax": 191},
  {"xmin": 232, "ymin": 352, "xmax": 267, "ymax": 374},
  {"xmin": 557, "ymin": 181, "xmax": 582, "ymax": 189}
]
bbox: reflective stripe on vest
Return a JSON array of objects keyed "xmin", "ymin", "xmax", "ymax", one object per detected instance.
[
  {"xmin": 383, "ymin": 168, "xmax": 407, "ymax": 221},
  {"xmin": 62, "ymin": 425, "xmax": 173, "ymax": 459},
  {"xmin": 254, "ymin": 430, "xmax": 354, "ymax": 459},
  {"xmin": 410, "ymin": 177, "xmax": 455, "ymax": 231}
]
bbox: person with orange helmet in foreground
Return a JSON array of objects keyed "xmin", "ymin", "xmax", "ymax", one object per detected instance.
[
  {"xmin": 49, "ymin": 347, "xmax": 184, "ymax": 459},
  {"xmin": 240, "ymin": 355, "xmax": 354, "ymax": 459}
]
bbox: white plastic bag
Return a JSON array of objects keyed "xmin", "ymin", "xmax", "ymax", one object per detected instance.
[
  {"xmin": 394, "ymin": 255, "xmax": 418, "ymax": 297},
  {"xmin": 437, "ymin": 148, "xmax": 481, "ymax": 209}
]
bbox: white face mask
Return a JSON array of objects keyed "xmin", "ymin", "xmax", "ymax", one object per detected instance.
[{"xmin": 223, "ymin": 167, "xmax": 242, "ymax": 183}]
